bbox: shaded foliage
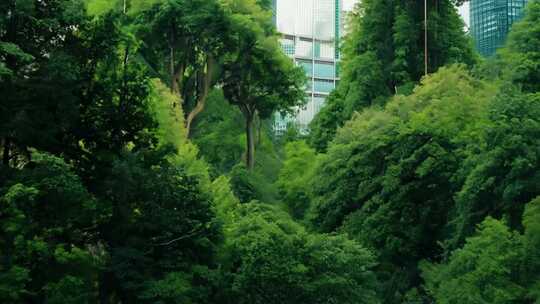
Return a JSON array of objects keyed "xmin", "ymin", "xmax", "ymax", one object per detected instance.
[{"xmin": 423, "ymin": 197, "xmax": 540, "ymax": 304}]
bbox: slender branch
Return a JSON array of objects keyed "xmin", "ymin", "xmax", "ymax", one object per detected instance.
[
  {"xmin": 186, "ymin": 56, "xmax": 215, "ymax": 136},
  {"xmin": 153, "ymin": 228, "xmax": 201, "ymax": 246}
]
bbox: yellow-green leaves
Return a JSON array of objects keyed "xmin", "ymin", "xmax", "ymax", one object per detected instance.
[{"xmin": 148, "ymin": 79, "xmax": 186, "ymax": 149}]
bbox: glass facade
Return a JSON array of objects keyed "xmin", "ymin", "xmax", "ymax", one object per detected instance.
[
  {"xmin": 470, "ymin": 0, "xmax": 528, "ymax": 56},
  {"xmin": 273, "ymin": 0, "xmax": 353, "ymax": 134}
]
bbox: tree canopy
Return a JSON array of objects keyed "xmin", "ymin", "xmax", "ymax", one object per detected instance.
[
  {"xmin": 1, "ymin": 0, "xmax": 539, "ymax": 303},
  {"xmin": 309, "ymin": 0, "xmax": 476, "ymax": 152}
]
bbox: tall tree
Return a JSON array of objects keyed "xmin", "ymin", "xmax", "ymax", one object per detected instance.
[
  {"xmin": 222, "ymin": 0, "xmax": 305, "ymax": 169},
  {"xmin": 309, "ymin": 0, "xmax": 476, "ymax": 152},
  {"xmin": 137, "ymin": 0, "xmax": 228, "ymax": 136},
  {"xmin": 1, "ymin": 3, "xmax": 224, "ymax": 303},
  {"xmin": 307, "ymin": 66, "xmax": 496, "ymax": 303}
]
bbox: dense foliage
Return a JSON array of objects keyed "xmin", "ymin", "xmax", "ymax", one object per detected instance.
[
  {"xmin": 0, "ymin": 0, "xmax": 302, "ymax": 302},
  {"xmin": 309, "ymin": 0, "xmax": 476, "ymax": 152},
  {"xmin": 1, "ymin": 0, "xmax": 539, "ymax": 303},
  {"xmin": 218, "ymin": 203, "xmax": 381, "ymax": 304},
  {"xmin": 294, "ymin": 2, "xmax": 540, "ymax": 303}
]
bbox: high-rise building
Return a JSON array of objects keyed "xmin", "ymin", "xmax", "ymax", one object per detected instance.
[
  {"xmin": 470, "ymin": 0, "xmax": 528, "ymax": 56},
  {"xmin": 273, "ymin": 0, "xmax": 351, "ymax": 134}
]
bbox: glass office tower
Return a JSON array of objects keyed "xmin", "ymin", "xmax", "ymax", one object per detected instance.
[
  {"xmin": 470, "ymin": 0, "xmax": 528, "ymax": 56},
  {"xmin": 273, "ymin": 0, "xmax": 346, "ymax": 134}
]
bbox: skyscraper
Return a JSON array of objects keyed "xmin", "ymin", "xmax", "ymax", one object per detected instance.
[
  {"xmin": 470, "ymin": 0, "xmax": 528, "ymax": 56},
  {"xmin": 273, "ymin": 0, "xmax": 350, "ymax": 134}
]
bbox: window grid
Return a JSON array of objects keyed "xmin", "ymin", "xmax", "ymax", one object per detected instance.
[
  {"xmin": 470, "ymin": 0, "xmax": 528, "ymax": 56},
  {"xmin": 274, "ymin": 0, "xmax": 345, "ymax": 134}
]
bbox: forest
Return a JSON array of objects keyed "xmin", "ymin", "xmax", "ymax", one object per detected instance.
[{"xmin": 0, "ymin": 0, "xmax": 539, "ymax": 303}]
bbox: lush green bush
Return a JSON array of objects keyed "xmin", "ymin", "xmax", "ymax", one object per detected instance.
[
  {"xmin": 220, "ymin": 202, "xmax": 381, "ymax": 304},
  {"xmin": 191, "ymin": 90, "xmax": 245, "ymax": 173},
  {"xmin": 451, "ymin": 89, "xmax": 540, "ymax": 246},
  {"xmin": 276, "ymin": 141, "xmax": 318, "ymax": 219},
  {"xmin": 0, "ymin": 153, "xmax": 105, "ymax": 303},
  {"xmin": 307, "ymin": 65, "xmax": 497, "ymax": 302}
]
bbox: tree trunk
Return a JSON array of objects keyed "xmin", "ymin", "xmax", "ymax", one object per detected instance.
[
  {"xmin": 245, "ymin": 112, "xmax": 255, "ymax": 170},
  {"xmin": 169, "ymin": 22, "xmax": 176, "ymax": 94},
  {"xmin": 169, "ymin": 29, "xmax": 184, "ymax": 99},
  {"xmin": 170, "ymin": 44, "xmax": 175, "ymax": 92},
  {"xmin": 171, "ymin": 62, "xmax": 184, "ymax": 98},
  {"xmin": 186, "ymin": 57, "xmax": 214, "ymax": 137},
  {"xmin": 256, "ymin": 115, "xmax": 262, "ymax": 146}
]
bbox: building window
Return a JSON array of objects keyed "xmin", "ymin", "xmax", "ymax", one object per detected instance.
[
  {"xmin": 296, "ymin": 38, "xmax": 313, "ymax": 58},
  {"xmin": 313, "ymin": 79, "xmax": 335, "ymax": 93},
  {"xmin": 313, "ymin": 61, "xmax": 335, "ymax": 78}
]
